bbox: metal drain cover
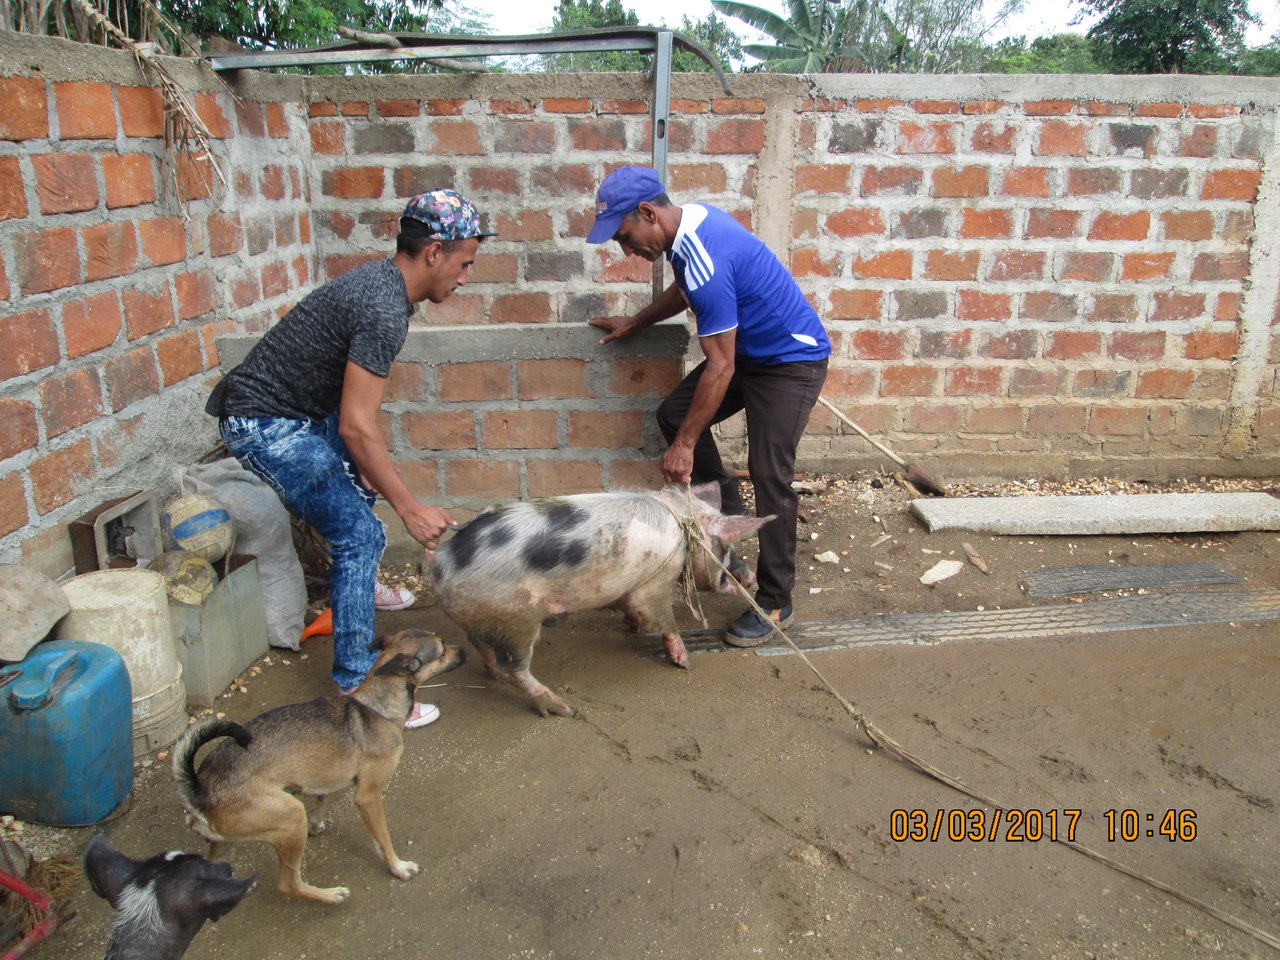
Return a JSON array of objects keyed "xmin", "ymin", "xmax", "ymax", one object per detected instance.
[
  {"xmin": 1017, "ymin": 562, "xmax": 1244, "ymax": 597},
  {"xmin": 645, "ymin": 591, "xmax": 1280, "ymax": 657}
]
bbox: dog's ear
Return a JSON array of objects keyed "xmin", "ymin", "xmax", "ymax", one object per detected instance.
[
  {"xmin": 368, "ymin": 634, "xmax": 388, "ymax": 653},
  {"xmin": 373, "ymin": 653, "xmax": 425, "ymax": 677}
]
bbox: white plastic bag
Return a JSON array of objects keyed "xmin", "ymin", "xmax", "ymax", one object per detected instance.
[{"xmin": 179, "ymin": 459, "xmax": 307, "ymax": 651}]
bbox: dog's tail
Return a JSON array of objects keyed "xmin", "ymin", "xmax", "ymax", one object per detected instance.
[{"xmin": 172, "ymin": 717, "xmax": 251, "ymax": 810}]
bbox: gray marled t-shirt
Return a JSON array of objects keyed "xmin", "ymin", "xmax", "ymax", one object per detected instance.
[{"xmin": 208, "ymin": 259, "xmax": 412, "ymax": 421}]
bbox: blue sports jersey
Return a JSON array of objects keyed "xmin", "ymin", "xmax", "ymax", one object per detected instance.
[{"xmin": 667, "ymin": 203, "xmax": 831, "ymax": 364}]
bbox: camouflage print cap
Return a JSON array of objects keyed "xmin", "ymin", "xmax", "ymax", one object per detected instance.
[{"xmin": 400, "ymin": 189, "xmax": 497, "ymax": 241}]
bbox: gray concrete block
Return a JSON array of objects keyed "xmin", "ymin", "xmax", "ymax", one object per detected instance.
[{"xmin": 911, "ymin": 492, "xmax": 1280, "ymax": 535}]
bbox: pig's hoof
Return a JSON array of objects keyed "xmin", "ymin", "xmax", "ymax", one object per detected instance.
[
  {"xmin": 672, "ymin": 656, "xmax": 691, "ymax": 670},
  {"xmin": 532, "ymin": 693, "xmax": 576, "ymax": 718}
]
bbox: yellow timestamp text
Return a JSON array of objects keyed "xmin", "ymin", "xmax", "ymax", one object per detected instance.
[
  {"xmin": 890, "ymin": 808, "xmax": 1082, "ymax": 843},
  {"xmin": 1104, "ymin": 808, "xmax": 1197, "ymax": 842}
]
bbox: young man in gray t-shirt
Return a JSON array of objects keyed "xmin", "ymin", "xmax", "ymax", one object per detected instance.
[{"xmin": 208, "ymin": 190, "xmax": 495, "ymax": 727}]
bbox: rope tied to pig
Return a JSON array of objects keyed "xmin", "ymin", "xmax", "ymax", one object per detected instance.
[{"xmin": 672, "ymin": 484, "xmax": 1280, "ymax": 954}]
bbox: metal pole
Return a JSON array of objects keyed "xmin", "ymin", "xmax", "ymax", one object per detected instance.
[{"xmin": 651, "ymin": 29, "xmax": 673, "ymax": 301}]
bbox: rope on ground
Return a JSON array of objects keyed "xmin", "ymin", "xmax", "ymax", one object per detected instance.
[{"xmin": 678, "ymin": 487, "xmax": 1280, "ymax": 953}]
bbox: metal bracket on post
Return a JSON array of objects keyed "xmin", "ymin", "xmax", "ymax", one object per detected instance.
[{"xmin": 651, "ymin": 29, "xmax": 673, "ymax": 301}]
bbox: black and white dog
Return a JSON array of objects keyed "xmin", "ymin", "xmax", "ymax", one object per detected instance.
[{"xmin": 83, "ymin": 834, "xmax": 256, "ymax": 960}]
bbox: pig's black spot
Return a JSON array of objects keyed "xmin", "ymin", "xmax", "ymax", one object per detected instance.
[
  {"xmin": 540, "ymin": 501, "xmax": 588, "ymax": 533},
  {"xmin": 522, "ymin": 534, "xmax": 588, "ymax": 572},
  {"xmin": 446, "ymin": 510, "xmax": 507, "ymax": 571}
]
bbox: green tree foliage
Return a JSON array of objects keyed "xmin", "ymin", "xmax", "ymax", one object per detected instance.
[
  {"xmin": 712, "ymin": 0, "xmax": 1022, "ymax": 73},
  {"xmin": 541, "ymin": 0, "xmax": 649, "ymax": 71},
  {"xmin": 673, "ymin": 12, "xmax": 745, "ymax": 72},
  {"xmin": 979, "ymin": 33, "xmax": 1102, "ymax": 73},
  {"xmin": 151, "ymin": 0, "xmax": 446, "ymax": 50},
  {"xmin": 1078, "ymin": 0, "xmax": 1257, "ymax": 73}
]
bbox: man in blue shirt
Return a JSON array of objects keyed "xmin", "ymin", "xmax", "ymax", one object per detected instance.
[{"xmin": 587, "ymin": 166, "xmax": 830, "ymax": 645}]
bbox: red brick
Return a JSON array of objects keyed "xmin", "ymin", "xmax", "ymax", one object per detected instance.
[
  {"xmin": 63, "ymin": 292, "xmax": 121, "ymax": 358},
  {"xmin": 323, "ymin": 252, "xmax": 383, "ymax": 280},
  {"xmin": 102, "ymin": 153, "xmax": 156, "ymax": 208},
  {"xmin": 1011, "ymin": 369, "xmax": 1064, "ymax": 396},
  {"xmin": 945, "ymin": 367, "xmax": 1001, "ymax": 395},
  {"xmin": 340, "ymin": 101, "xmax": 369, "ymax": 117},
  {"xmin": 1194, "ymin": 252, "xmax": 1248, "ymax": 281},
  {"xmin": 855, "ymin": 249, "xmax": 912, "ymax": 280},
  {"xmin": 543, "ymin": 97, "xmax": 591, "ymax": 113},
  {"xmin": 266, "ymin": 102, "xmax": 289, "ymax": 137},
  {"xmin": 309, "ymin": 121, "xmax": 345, "ymax": 154},
  {"xmin": 33, "ymin": 154, "xmax": 98, "ymax": 214},
  {"xmin": 1161, "ymin": 211, "xmax": 1214, "ymax": 241},
  {"xmin": 233, "ymin": 100, "xmax": 265, "ymax": 137},
  {"xmin": 1027, "ymin": 403, "xmax": 1087, "ymax": 433},
  {"xmin": 0, "ymin": 77, "xmax": 49, "ymax": 140},
  {"xmin": 881, "ymin": 366, "xmax": 936, "ymax": 396},
  {"xmin": 123, "ymin": 283, "xmax": 175, "ymax": 340},
  {"xmin": 669, "ymin": 163, "xmax": 727, "ymax": 194},
  {"xmin": 0, "ymin": 472, "xmax": 26, "ymax": 536},
  {"xmin": 957, "ymin": 290, "xmax": 1011, "ymax": 321},
  {"xmin": 516, "ymin": 359, "xmax": 591, "ymax": 400},
  {"xmin": 897, "ymin": 121, "xmax": 954, "ymax": 154},
  {"xmin": 1137, "ymin": 102, "xmax": 1182, "ymax": 118},
  {"xmin": 403, "ymin": 410, "xmax": 474, "ymax": 450},
  {"xmin": 1088, "ymin": 293, "xmax": 1138, "ymax": 322},
  {"xmin": 0, "ymin": 308, "xmax": 58, "ymax": 379},
  {"xmin": 428, "ymin": 121, "xmax": 485, "ymax": 155},
  {"xmin": 39, "ymin": 367, "xmax": 103, "ymax": 437},
  {"xmin": 54, "ymin": 82, "xmax": 115, "ymax": 138},
  {"xmin": 208, "ymin": 212, "xmax": 243, "ymax": 257},
  {"xmin": 1022, "ymin": 291, "xmax": 1077, "ymax": 321},
  {"xmin": 1061, "ymin": 252, "xmax": 1113, "ymax": 282},
  {"xmin": 0, "ymin": 397, "xmax": 38, "ymax": 460},
  {"xmin": 261, "ymin": 261, "xmax": 291, "ymax": 299},
  {"xmin": 851, "ymin": 330, "xmax": 906, "ymax": 360},
  {"xmin": 608, "ymin": 358, "xmax": 680, "ymax": 398},
  {"xmin": 427, "ymin": 100, "xmax": 465, "ymax": 116},
  {"xmin": 1023, "ymin": 100, "xmax": 1073, "ymax": 116},
  {"xmin": 1180, "ymin": 331, "xmax": 1234, "ymax": 361},
  {"xmin": 0, "ymin": 156, "xmax": 25, "ymax": 220},
  {"xmin": 825, "ymin": 208, "xmax": 885, "ymax": 237},
  {"xmin": 138, "ymin": 217, "xmax": 186, "ymax": 267},
  {"xmin": 309, "ymin": 102, "xmax": 338, "ymax": 118},
  {"xmin": 854, "ymin": 99, "xmax": 903, "ymax": 113},
  {"xmin": 1178, "ymin": 125, "xmax": 1217, "ymax": 158},
  {"xmin": 1067, "ymin": 167, "xmax": 1122, "ymax": 195},
  {"xmin": 925, "ymin": 250, "xmax": 978, "ymax": 281},
  {"xmin": 1150, "ymin": 292, "xmax": 1205, "ymax": 321},
  {"xmin": 481, "ymin": 410, "xmax": 558, "ymax": 448},
  {"xmin": 568, "ymin": 410, "xmax": 644, "ymax": 448},
  {"xmin": 443, "ymin": 459, "xmax": 520, "ymax": 498},
  {"xmin": 490, "ymin": 100, "xmax": 532, "ymax": 114},
  {"xmin": 15, "ymin": 228, "xmax": 80, "ymax": 295},
  {"xmin": 1189, "ymin": 103, "xmax": 1239, "ymax": 119},
  {"xmin": 828, "ymin": 289, "xmax": 882, "ymax": 320},
  {"xmin": 860, "ymin": 166, "xmax": 921, "ymax": 195},
  {"xmin": 1110, "ymin": 331, "xmax": 1166, "ymax": 361},
  {"xmin": 1083, "ymin": 101, "xmax": 1130, "ymax": 116},
  {"xmin": 705, "ymin": 118, "xmax": 764, "ymax": 154},
  {"xmin": 1003, "ymin": 167, "xmax": 1049, "ymax": 197},
  {"xmin": 230, "ymin": 271, "xmax": 260, "ymax": 309},
  {"xmin": 261, "ymin": 165, "xmax": 286, "ymax": 201},
  {"xmin": 910, "ymin": 99, "xmax": 958, "ymax": 114},
  {"xmin": 29, "ymin": 438, "xmax": 93, "ymax": 514},
  {"xmin": 932, "ymin": 165, "xmax": 989, "ymax": 197},
  {"xmin": 1136, "ymin": 369, "xmax": 1193, "ymax": 398},
  {"xmin": 983, "ymin": 331, "xmax": 1037, "ymax": 360},
  {"xmin": 439, "ymin": 361, "xmax": 513, "ymax": 401},
  {"xmin": 959, "ymin": 208, "xmax": 1011, "ymax": 238},
  {"xmin": 791, "ymin": 249, "xmax": 837, "ymax": 277},
  {"xmin": 989, "ymin": 251, "xmax": 1045, "ymax": 281},
  {"xmin": 83, "ymin": 222, "xmax": 138, "ymax": 281},
  {"xmin": 195, "ymin": 93, "xmax": 232, "ymax": 138},
  {"xmin": 1120, "ymin": 252, "xmax": 1174, "ymax": 281},
  {"xmin": 796, "ymin": 163, "xmax": 852, "ymax": 193},
  {"xmin": 971, "ymin": 122, "xmax": 1015, "ymax": 153},
  {"xmin": 599, "ymin": 99, "xmax": 648, "ymax": 114},
  {"xmin": 1088, "ymin": 211, "xmax": 1148, "ymax": 241},
  {"xmin": 377, "ymin": 99, "xmax": 420, "ymax": 117},
  {"xmin": 919, "ymin": 330, "xmax": 971, "ymax": 359},
  {"xmin": 1202, "ymin": 168, "xmax": 1261, "ymax": 201},
  {"xmin": 323, "ymin": 166, "xmax": 384, "ymax": 199},
  {"xmin": 104, "ymin": 346, "xmax": 160, "ymax": 411},
  {"xmin": 491, "ymin": 292, "xmax": 551, "ymax": 323},
  {"xmin": 118, "ymin": 86, "xmax": 164, "ymax": 137},
  {"xmin": 1046, "ymin": 331, "xmax": 1101, "ymax": 360},
  {"xmin": 176, "ymin": 154, "xmax": 215, "ymax": 201},
  {"xmin": 494, "ymin": 210, "xmax": 553, "ymax": 241},
  {"xmin": 1036, "ymin": 120, "xmax": 1088, "ymax": 156},
  {"xmin": 821, "ymin": 367, "xmax": 876, "ymax": 396},
  {"xmin": 964, "ymin": 404, "xmax": 1022, "ymax": 434},
  {"xmin": 527, "ymin": 460, "xmax": 604, "ymax": 497},
  {"xmin": 156, "ymin": 329, "xmax": 205, "ymax": 385},
  {"xmin": 1025, "ymin": 208, "xmax": 1078, "ymax": 239},
  {"xmin": 1215, "ymin": 292, "xmax": 1242, "ymax": 322}
]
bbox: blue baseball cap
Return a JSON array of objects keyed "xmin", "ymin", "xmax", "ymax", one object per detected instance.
[
  {"xmin": 586, "ymin": 166, "xmax": 666, "ymax": 244},
  {"xmin": 400, "ymin": 189, "xmax": 497, "ymax": 241}
]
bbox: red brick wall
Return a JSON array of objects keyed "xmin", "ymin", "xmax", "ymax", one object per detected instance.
[{"xmin": 4, "ymin": 35, "xmax": 1280, "ymax": 575}]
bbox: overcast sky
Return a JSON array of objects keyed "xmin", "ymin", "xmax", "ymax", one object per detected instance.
[{"xmin": 476, "ymin": 0, "xmax": 1280, "ymax": 47}]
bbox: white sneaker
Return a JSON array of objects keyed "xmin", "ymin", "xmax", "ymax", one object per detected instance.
[
  {"xmin": 374, "ymin": 580, "xmax": 415, "ymax": 611},
  {"xmin": 404, "ymin": 702, "xmax": 440, "ymax": 729}
]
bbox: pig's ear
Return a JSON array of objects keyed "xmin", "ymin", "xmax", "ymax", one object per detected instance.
[
  {"xmin": 84, "ymin": 834, "xmax": 139, "ymax": 907},
  {"xmin": 690, "ymin": 482, "xmax": 721, "ymax": 510},
  {"xmin": 368, "ymin": 634, "xmax": 387, "ymax": 653},
  {"xmin": 709, "ymin": 513, "xmax": 774, "ymax": 543}
]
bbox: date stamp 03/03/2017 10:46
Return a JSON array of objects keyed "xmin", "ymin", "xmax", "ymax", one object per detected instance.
[{"xmin": 889, "ymin": 808, "xmax": 1199, "ymax": 844}]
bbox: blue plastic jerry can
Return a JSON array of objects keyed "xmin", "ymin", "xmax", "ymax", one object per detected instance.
[{"xmin": 0, "ymin": 640, "xmax": 134, "ymax": 825}]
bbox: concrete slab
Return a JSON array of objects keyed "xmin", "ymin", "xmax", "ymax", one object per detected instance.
[{"xmin": 910, "ymin": 492, "xmax": 1280, "ymax": 535}]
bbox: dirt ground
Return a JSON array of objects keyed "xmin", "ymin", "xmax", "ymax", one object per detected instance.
[{"xmin": 15, "ymin": 473, "xmax": 1280, "ymax": 960}]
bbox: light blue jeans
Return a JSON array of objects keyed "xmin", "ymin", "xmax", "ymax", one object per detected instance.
[{"xmin": 219, "ymin": 413, "xmax": 383, "ymax": 689}]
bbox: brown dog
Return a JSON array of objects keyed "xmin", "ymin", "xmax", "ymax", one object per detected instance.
[{"xmin": 171, "ymin": 629, "xmax": 467, "ymax": 904}]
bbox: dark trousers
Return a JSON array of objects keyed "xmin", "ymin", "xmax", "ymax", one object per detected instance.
[{"xmin": 657, "ymin": 358, "xmax": 828, "ymax": 610}]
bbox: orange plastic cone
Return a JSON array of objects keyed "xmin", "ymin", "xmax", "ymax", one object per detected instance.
[{"xmin": 300, "ymin": 607, "xmax": 332, "ymax": 642}]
